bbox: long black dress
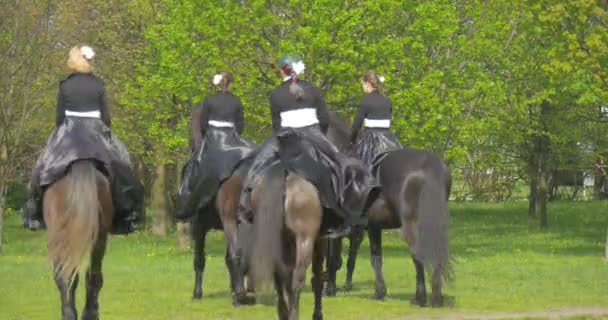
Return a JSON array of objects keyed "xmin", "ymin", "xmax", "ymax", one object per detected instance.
[
  {"xmin": 238, "ymin": 80, "xmax": 380, "ymax": 231},
  {"xmin": 175, "ymin": 92, "xmax": 254, "ymax": 221},
  {"xmin": 24, "ymin": 73, "xmax": 144, "ymax": 234},
  {"xmin": 351, "ymin": 91, "xmax": 403, "ymax": 167}
]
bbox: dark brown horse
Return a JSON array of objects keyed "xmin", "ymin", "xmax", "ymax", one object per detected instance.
[
  {"xmin": 43, "ymin": 160, "xmax": 113, "ymax": 320},
  {"xmin": 324, "ymin": 113, "xmax": 452, "ymax": 307},
  {"xmin": 189, "ymin": 173, "xmax": 254, "ymax": 306},
  {"xmin": 248, "ymin": 163, "xmax": 325, "ymax": 320}
]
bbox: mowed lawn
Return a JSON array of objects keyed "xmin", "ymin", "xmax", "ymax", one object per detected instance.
[{"xmin": 1, "ymin": 201, "xmax": 607, "ymax": 320}]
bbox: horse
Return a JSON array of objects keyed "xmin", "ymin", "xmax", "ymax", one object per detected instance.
[
  {"xmin": 248, "ymin": 163, "xmax": 325, "ymax": 320},
  {"xmin": 324, "ymin": 113, "xmax": 452, "ymax": 307},
  {"xmin": 186, "ymin": 172, "xmax": 255, "ymax": 306},
  {"xmin": 43, "ymin": 160, "xmax": 114, "ymax": 320}
]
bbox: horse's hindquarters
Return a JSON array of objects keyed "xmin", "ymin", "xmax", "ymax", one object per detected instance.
[{"xmin": 367, "ymin": 197, "xmax": 401, "ymax": 229}]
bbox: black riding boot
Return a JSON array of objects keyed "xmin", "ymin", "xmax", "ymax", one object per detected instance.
[
  {"xmin": 175, "ymin": 160, "xmax": 220, "ymax": 222},
  {"xmin": 23, "ymin": 172, "xmax": 45, "ymax": 231},
  {"xmin": 23, "ymin": 191, "xmax": 45, "ymax": 231},
  {"xmin": 110, "ymin": 162, "xmax": 144, "ymax": 235}
]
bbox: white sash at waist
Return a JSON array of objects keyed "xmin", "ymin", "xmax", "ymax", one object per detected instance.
[
  {"xmin": 65, "ymin": 110, "xmax": 101, "ymax": 118},
  {"xmin": 208, "ymin": 120, "xmax": 235, "ymax": 128},
  {"xmin": 280, "ymin": 108, "xmax": 319, "ymax": 128},
  {"xmin": 363, "ymin": 118, "xmax": 390, "ymax": 128}
]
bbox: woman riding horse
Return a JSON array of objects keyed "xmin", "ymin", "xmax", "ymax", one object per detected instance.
[
  {"xmin": 23, "ymin": 46, "xmax": 143, "ymax": 234},
  {"xmin": 175, "ymin": 71, "xmax": 253, "ymax": 221},
  {"xmin": 351, "ymin": 71, "xmax": 402, "ymax": 166},
  {"xmin": 240, "ymin": 55, "xmax": 380, "ymax": 238}
]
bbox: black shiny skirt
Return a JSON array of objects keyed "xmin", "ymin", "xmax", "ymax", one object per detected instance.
[
  {"xmin": 175, "ymin": 127, "xmax": 254, "ymax": 220},
  {"xmin": 353, "ymin": 128, "xmax": 403, "ymax": 166},
  {"xmin": 239, "ymin": 125, "xmax": 380, "ymax": 228},
  {"xmin": 31, "ymin": 117, "xmax": 144, "ymax": 221}
]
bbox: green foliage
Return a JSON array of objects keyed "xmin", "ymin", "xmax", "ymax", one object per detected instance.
[{"xmin": 2, "ymin": 0, "xmax": 608, "ymax": 202}]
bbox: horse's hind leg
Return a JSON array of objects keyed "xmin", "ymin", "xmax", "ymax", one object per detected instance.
[
  {"xmin": 82, "ymin": 234, "xmax": 108, "ymax": 320},
  {"xmin": 54, "ymin": 271, "xmax": 78, "ymax": 320},
  {"xmin": 274, "ymin": 273, "xmax": 289, "ymax": 320},
  {"xmin": 324, "ymin": 238, "xmax": 341, "ymax": 297},
  {"xmin": 431, "ymin": 269, "xmax": 443, "ymax": 307},
  {"xmin": 217, "ymin": 181, "xmax": 249, "ymax": 306},
  {"xmin": 402, "ymin": 218, "xmax": 427, "ymax": 307},
  {"xmin": 368, "ymin": 225, "xmax": 386, "ymax": 300},
  {"xmin": 192, "ymin": 222, "xmax": 208, "ymax": 300},
  {"xmin": 411, "ymin": 256, "xmax": 427, "ymax": 307},
  {"xmin": 312, "ymin": 239, "xmax": 324, "ymax": 320},
  {"xmin": 345, "ymin": 225, "xmax": 364, "ymax": 291}
]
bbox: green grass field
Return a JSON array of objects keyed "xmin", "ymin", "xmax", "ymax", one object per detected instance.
[{"xmin": 1, "ymin": 201, "xmax": 607, "ymax": 320}]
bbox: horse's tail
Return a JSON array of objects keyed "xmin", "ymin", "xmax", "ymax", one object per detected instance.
[
  {"xmin": 47, "ymin": 160, "xmax": 101, "ymax": 289},
  {"xmin": 415, "ymin": 174, "xmax": 452, "ymax": 281},
  {"xmin": 251, "ymin": 164, "xmax": 286, "ymax": 288}
]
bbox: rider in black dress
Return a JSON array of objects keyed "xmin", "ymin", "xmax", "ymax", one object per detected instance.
[
  {"xmin": 175, "ymin": 72, "xmax": 253, "ymax": 221},
  {"xmin": 23, "ymin": 46, "xmax": 143, "ymax": 234},
  {"xmin": 351, "ymin": 71, "xmax": 402, "ymax": 166},
  {"xmin": 240, "ymin": 55, "xmax": 380, "ymax": 237}
]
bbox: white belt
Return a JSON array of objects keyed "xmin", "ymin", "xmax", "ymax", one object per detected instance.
[
  {"xmin": 208, "ymin": 120, "xmax": 234, "ymax": 128},
  {"xmin": 280, "ymin": 108, "xmax": 319, "ymax": 128},
  {"xmin": 65, "ymin": 110, "xmax": 101, "ymax": 118},
  {"xmin": 363, "ymin": 118, "xmax": 390, "ymax": 128}
]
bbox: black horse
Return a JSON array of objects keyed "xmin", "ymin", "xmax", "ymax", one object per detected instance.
[{"xmin": 324, "ymin": 113, "xmax": 452, "ymax": 307}]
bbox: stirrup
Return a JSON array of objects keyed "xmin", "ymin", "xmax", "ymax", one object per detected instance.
[{"xmin": 322, "ymin": 226, "xmax": 352, "ymax": 239}]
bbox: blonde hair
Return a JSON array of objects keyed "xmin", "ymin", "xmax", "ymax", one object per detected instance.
[{"xmin": 67, "ymin": 47, "xmax": 93, "ymax": 73}]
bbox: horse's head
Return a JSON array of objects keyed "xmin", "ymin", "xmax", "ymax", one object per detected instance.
[{"xmin": 327, "ymin": 110, "xmax": 352, "ymax": 153}]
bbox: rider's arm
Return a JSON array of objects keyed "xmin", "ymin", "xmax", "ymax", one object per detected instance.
[
  {"xmin": 191, "ymin": 104, "xmax": 204, "ymax": 149},
  {"xmin": 351, "ymin": 103, "xmax": 366, "ymax": 143},
  {"xmin": 270, "ymin": 92, "xmax": 281, "ymax": 133},
  {"xmin": 55, "ymin": 85, "xmax": 66, "ymax": 128},
  {"xmin": 99, "ymin": 83, "xmax": 111, "ymax": 128},
  {"xmin": 314, "ymin": 88, "xmax": 330, "ymax": 134},
  {"xmin": 235, "ymin": 99, "xmax": 245, "ymax": 135}
]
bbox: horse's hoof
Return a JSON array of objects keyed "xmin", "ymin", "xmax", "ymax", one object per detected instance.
[
  {"xmin": 234, "ymin": 293, "xmax": 256, "ymax": 306},
  {"xmin": 374, "ymin": 287, "xmax": 386, "ymax": 300},
  {"xmin": 410, "ymin": 296, "xmax": 427, "ymax": 307},
  {"xmin": 193, "ymin": 290, "xmax": 203, "ymax": 300},
  {"xmin": 81, "ymin": 311, "xmax": 99, "ymax": 320},
  {"xmin": 431, "ymin": 295, "xmax": 444, "ymax": 308},
  {"xmin": 344, "ymin": 282, "xmax": 353, "ymax": 292},
  {"xmin": 313, "ymin": 311, "xmax": 323, "ymax": 320},
  {"xmin": 62, "ymin": 308, "xmax": 77, "ymax": 320},
  {"xmin": 324, "ymin": 284, "xmax": 337, "ymax": 297}
]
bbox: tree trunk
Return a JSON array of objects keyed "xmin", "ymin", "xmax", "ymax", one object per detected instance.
[
  {"xmin": 176, "ymin": 222, "xmax": 191, "ymax": 249},
  {"xmin": 0, "ymin": 142, "xmax": 7, "ymax": 254},
  {"xmin": 173, "ymin": 162, "xmax": 191, "ymax": 249},
  {"xmin": 0, "ymin": 184, "xmax": 5, "ymax": 255},
  {"xmin": 151, "ymin": 162, "xmax": 169, "ymax": 236},
  {"xmin": 538, "ymin": 168, "xmax": 549, "ymax": 229},
  {"xmin": 605, "ymin": 226, "xmax": 608, "ymax": 261},
  {"xmin": 537, "ymin": 101, "xmax": 551, "ymax": 229},
  {"xmin": 528, "ymin": 169, "xmax": 537, "ymax": 219}
]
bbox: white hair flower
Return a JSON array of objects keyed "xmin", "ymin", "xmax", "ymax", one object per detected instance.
[
  {"xmin": 213, "ymin": 74, "xmax": 223, "ymax": 85},
  {"xmin": 292, "ymin": 60, "xmax": 306, "ymax": 76},
  {"xmin": 378, "ymin": 75, "xmax": 385, "ymax": 83},
  {"xmin": 81, "ymin": 46, "xmax": 95, "ymax": 60}
]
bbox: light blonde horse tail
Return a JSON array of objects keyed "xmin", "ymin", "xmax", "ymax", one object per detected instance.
[{"xmin": 46, "ymin": 160, "xmax": 101, "ymax": 290}]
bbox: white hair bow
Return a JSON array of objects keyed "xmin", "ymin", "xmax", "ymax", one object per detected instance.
[
  {"xmin": 213, "ymin": 74, "xmax": 223, "ymax": 85},
  {"xmin": 81, "ymin": 46, "xmax": 95, "ymax": 60},
  {"xmin": 378, "ymin": 75, "xmax": 385, "ymax": 83},
  {"xmin": 292, "ymin": 61, "xmax": 306, "ymax": 76}
]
